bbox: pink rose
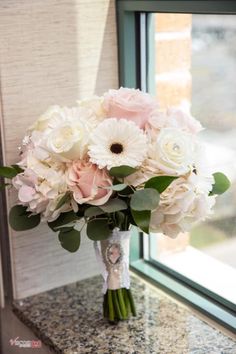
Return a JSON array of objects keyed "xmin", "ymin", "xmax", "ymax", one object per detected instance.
[
  {"xmin": 67, "ymin": 161, "xmax": 113, "ymax": 206},
  {"xmin": 148, "ymin": 108, "xmax": 202, "ymax": 135},
  {"xmin": 166, "ymin": 108, "xmax": 202, "ymax": 134},
  {"xmin": 103, "ymin": 87, "xmax": 158, "ymax": 129}
]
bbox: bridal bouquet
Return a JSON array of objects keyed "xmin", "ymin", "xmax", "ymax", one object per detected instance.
[{"xmin": 0, "ymin": 88, "xmax": 230, "ymax": 322}]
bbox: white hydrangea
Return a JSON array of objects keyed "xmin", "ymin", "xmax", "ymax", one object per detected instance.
[
  {"xmin": 12, "ymin": 158, "xmax": 76, "ymax": 221},
  {"xmin": 150, "ymin": 172, "xmax": 216, "ymax": 238}
]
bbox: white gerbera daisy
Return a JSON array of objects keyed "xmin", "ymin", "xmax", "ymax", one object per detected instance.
[{"xmin": 88, "ymin": 118, "xmax": 147, "ymax": 169}]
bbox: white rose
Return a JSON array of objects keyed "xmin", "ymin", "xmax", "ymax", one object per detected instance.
[
  {"xmin": 46, "ymin": 121, "xmax": 88, "ymax": 160},
  {"xmin": 29, "ymin": 106, "xmax": 92, "ymax": 161},
  {"xmin": 78, "ymin": 96, "xmax": 106, "ymax": 122},
  {"xmin": 29, "ymin": 106, "xmax": 63, "ymax": 133},
  {"xmin": 153, "ymin": 128, "xmax": 195, "ymax": 176}
]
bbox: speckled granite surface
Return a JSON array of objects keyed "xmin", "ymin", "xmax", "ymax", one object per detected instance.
[{"xmin": 13, "ymin": 275, "xmax": 235, "ymax": 354}]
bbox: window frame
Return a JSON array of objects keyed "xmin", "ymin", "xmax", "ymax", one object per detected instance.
[{"xmin": 117, "ymin": 0, "xmax": 236, "ymax": 333}]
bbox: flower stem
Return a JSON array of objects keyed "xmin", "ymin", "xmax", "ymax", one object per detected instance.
[
  {"xmin": 127, "ymin": 289, "xmax": 137, "ymax": 316},
  {"xmin": 112, "ymin": 290, "xmax": 123, "ymax": 320},
  {"xmin": 117, "ymin": 289, "xmax": 127, "ymax": 319},
  {"xmin": 122, "ymin": 288, "xmax": 131, "ymax": 316},
  {"xmin": 107, "ymin": 289, "xmax": 115, "ymax": 322},
  {"xmin": 103, "ymin": 291, "xmax": 108, "ymax": 318}
]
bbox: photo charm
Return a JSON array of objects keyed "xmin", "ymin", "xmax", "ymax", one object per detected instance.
[{"xmin": 0, "ymin": 87, "xmax": 230, "ymax": 323}]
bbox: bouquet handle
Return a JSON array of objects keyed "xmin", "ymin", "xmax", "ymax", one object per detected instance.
[{"xmin": 94, "ymin": 228, "xmax": 136, "ymax": 322}]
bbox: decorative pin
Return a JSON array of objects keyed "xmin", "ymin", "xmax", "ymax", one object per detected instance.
[{"xmin": 106, "ymin": 243, "xmax": 123, "ymax": 266}]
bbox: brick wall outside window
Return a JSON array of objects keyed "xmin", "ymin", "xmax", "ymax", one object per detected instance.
[{"xmin": 155, "ymin": 13, "xmax": 192, "ymax": 110}]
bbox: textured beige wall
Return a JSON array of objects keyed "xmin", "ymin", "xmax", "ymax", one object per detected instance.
[{"xmin": 0, "ymin": 0, "xmax": 118, "ymax": 299}]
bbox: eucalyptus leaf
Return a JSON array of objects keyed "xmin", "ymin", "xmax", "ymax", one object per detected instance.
[
  {"xmin": 118, "ymin": 185, "xmax": 134, "ymax": 196},
  {"xmin": 0, "ymin": 183, "xmax": 11, "ymax": 190},
  {"xmin": 87, "ymin": 219, "xmax": 111, "ymax": 241},
  {"xmin": 131, "ymin": 209, "xmax": 150, "ymax": 234},
  {"xmin": 109, "ymin": 166, "xmax": 137, "ymax": 178},
  {"xmin": 114, "ymin": 211, "xmax": 125, "ymax": 229},
  {"xmin": 211, "ymin": 172, "xmax": 231, "ymax": 195},
  {"xmin": 100, "ymin": 198, "xmax": 127, "ymax": 213},
  {"xmin": 145, "ymin": 176, "xmax": 178, "ymax": 193},
  {"xmin": 9, "ymin": 205, "xmax": 40, "ymax": 231},
  {"xmin": 55, "ymin": 192, "xmax": 71, "ymax": 210},
  {"xmin": 130, "ymin": 188, "xmax": 159, "ymax": 211},
  {"xmin": 58, "ymin": 228, "xmax": 81, "ymax": 253},
  {"xmin": 48, "ymin": 211, "xmax": 79, "ymax": 231},
  {"xmin": 0, "ymin": 166, "xmax": 19, "ymax": 179},
  {"xmin": 84, "ymin": 206, "xmax": 105, "ymax": 218},
  {"xmin": 11, "ymin": 164, "xmax": 23, "ymax": 174},
  {"xmin": 76, "ymin": 205, "xmax": 90, "ymax": 217},
  {"xmin": 100, "ymin": 183, "xmax": 128, "ymax": 191}
]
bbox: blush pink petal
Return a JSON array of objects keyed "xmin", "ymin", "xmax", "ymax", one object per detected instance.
[
  {"xmin": 103, "ymin": 87, "xmax": 158, "ymax": 129},
  {"xmin": 67, "ymin": 160, "xmax": 113, "ymax": 206},
  {"xmin": 18, "ymin": 185, "xmax": 36, "ymax": 203}
]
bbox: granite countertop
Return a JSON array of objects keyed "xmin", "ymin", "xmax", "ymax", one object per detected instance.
[{"xmin": 13, "ymin": 275, "xmax": 236, "ymax": 354}]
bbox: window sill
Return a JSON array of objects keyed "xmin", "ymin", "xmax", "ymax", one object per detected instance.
[{"xmin": 13, "ymin": 274, "xmax": 236, "ymax": 353}]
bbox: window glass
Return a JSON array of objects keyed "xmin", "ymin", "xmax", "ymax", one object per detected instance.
[{"xmin": 149, "ymin": 13, "xmax": 236, "ymax": 306}]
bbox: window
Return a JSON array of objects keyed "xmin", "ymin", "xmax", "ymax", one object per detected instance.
[{"xmin": 117, "ymin": 1, "xmax": 236, "ymax": 332}]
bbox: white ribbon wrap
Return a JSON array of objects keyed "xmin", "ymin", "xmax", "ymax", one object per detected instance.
[{"xmin": 94, "ymin": 228, "xmax": 131, "ymax": 294}]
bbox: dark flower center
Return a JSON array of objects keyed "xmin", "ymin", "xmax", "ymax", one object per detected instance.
[{"xmin": 110, "ymin": 143, "xmax": 124, "ymax": 154}]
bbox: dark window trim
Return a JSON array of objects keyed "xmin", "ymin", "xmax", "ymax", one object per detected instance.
[{"xmin": 0, "ymin": 95, "xmax": 13, "ymax": 302}]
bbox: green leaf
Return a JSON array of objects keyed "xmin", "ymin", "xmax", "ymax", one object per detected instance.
[
  {"xmin": 0, "ymin": 183, "xmax": 11, "ymax": 190},
  {"xmin": 100, "ymin": 183, "xmax": 128, "ymax": 191},
  {"xmin": 211, "ymin": 172, "xmax": 231, "ymax": 195},
  {"xmin": 84, "ymin": 206, "xmax": 105, "ymax": 218},
  {"xmin": 58, "ymin": 228, "xmax": 81, "ymax": 252},
  {"xmin": 0, "ymin": 166, "xmax": 19, "ymax": 179},
  {"xmin": 109, "ymin": 166, "xmax": 137, "ymax": 178},
  {"xmin": 48, "ymin": 211, "xmax": 79, "ymax": 231},
  {"xmin": 55, "ymin": 192, "xmax": 71, "ymax": 210},
  {"xmin": 87, "ymin": 219, "xmax": 111, "ymax": 241},
  {"xmin": 100, "ymin": 198, "xmax": 127, "ymax": 213},
  {"xmin": 145, "ymin": 176, "xmax": 178, "ymax": 193},
  {"xmin": 114, "ymin": 211, "xmax": 125, "ymax": 229},
  {"xmin": 9, "ymin": 205, "xmax": 40, "ymax": 231},
  {"xmin": 131, "ymin": 209, "xmax": 150, "ymax": 234},
  {"xmin": 130, "ymin": 188, "xmax": 159, "ymax": 211},
  {"xmin": 118, "ymin": 185, "xmax": 134, "ymax": 196},
  {"xmin": 11, "ymin": 164, "xmax": 23, "ymax": 174},
  {"xmin": 76, "ymin": 205, "xmax": 90, "ymax": 217}
]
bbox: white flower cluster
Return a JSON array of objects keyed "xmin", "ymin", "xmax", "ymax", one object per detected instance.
[{"xmin": 13, "ymin": 88, "xmax": 216, "ymax": 237}]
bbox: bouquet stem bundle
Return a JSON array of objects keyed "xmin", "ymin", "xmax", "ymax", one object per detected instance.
[{"xmin": 103, "ymin": 288, "xmax": 136, "ymax": 322}]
